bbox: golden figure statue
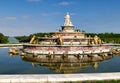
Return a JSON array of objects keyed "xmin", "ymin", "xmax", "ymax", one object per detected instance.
[
  {"xmin": 50, "ymin": 40, "xmax": 53, "ymax": 45},
  {"xmin": 98, "ymin": 38, "xmax": 102, "ymax": 44},
  {"xmin": 30, "ymin": 35, "xmax": 36, "ymax": 44},
  {"xmin": 94, "ymin": 35, "xmax": 99, "ymax": 44},
  {"xmin": 44, "ymin": 35, "xmax": 48, "ymax": 38},
  {"xmin": 57, "ymin": 35, "xmax": 63, "ymax": 45}
]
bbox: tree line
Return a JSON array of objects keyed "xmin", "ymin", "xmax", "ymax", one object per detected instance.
[
  {"xmin": 0, "ymin": 33, "xmax": 8, "ymax": 44},
  {"xmin": 15, "ymin": 32, "xmax": 50, "ymax": 43},
  {"xmin": 15, "ymin": 32, "xmax": 120, "ymax": 44},
  {"xmin": 86, "ymin": 33, "xmax": 120, "ymax": 44},
  {"xmin": 0, "ymin": 32, "xmax": 120, "ymax": 44}
]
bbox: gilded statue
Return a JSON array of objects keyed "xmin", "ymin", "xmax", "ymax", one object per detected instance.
[
  {"xmin": 30, "ymin": 35, "xmax": 36, "ymax": 44},
  {"xmin": 94, "ymin": 35, "xmax": 99, "ymax": 44},
  {"xmin": 57, "ymin": 35, "xmax": 63, "ymax": 45}
]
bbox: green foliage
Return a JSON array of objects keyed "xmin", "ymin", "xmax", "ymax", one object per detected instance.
[
  {"xmin": 1, "ymin": 36, "xmax": 9, "ymax": 43},
  {"xmin": 64, "ymin": 80, "xmax": 120, "ymax": 83},
  {"xmin": 15, "ymin": 36, "xmax": 30, "ymax": 43},
  {"xmin": 15, "ymin": 32, "xmax": 50, "ymax": 43},
  {"xmin": 15, "ymin": 32, "xmax": 120, "ymax": 44},
  {"xmin": 0, "ymin": 33, "xmax": 9, "ymax": 44},
  {"xmin": 86, "ymin": 33, "xmax": 120, "ymax": 44},
  {"xmin": 31, "ymin": 32, "xmax": 50, "ymax": 37}
]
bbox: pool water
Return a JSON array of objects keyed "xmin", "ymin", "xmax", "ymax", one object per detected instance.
[{"xmin": 0, "ymin": 48, "xmax": 120, "ymax": 74}]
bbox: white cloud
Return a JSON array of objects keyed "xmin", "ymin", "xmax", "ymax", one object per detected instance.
[
  {"xmin": 27, "ymin": 0, "xmax": 41, "ymax": 2},
  {"xmin": 58, "ymin": 1, "xmax": 75, "ymax": 6},
  {"xmin": 0, "ymin": 17, "xmax": 16, "ymax": 20}
]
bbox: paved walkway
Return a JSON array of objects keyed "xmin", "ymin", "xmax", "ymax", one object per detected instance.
[
  {"xmin": 0, "ymin": 44, "xmax": 23, "ymax": 47},
  {"xmin": 0, "ymin": 72, "xmax": 120, "ymax": 83}
]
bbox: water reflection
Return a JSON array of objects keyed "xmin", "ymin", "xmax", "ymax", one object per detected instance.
[
  {"xmin": 9, "ymin": 53, "xmax": 18, "ymax": 57},
  {"xmin": 19, "ymin": 53, "xmax": 113, "ymax": 74},
  {"xmin": 117, "ymin": 53, "xmax": 120, "ymax": 56},
  {"xmin": 28, "ymin": 62, "xmax": 101, "ymax": 73}
]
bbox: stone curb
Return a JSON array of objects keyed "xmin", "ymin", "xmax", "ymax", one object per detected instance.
[{"xmin": 0, "ymin": 73, "xmax": 120, "ymax": 83}]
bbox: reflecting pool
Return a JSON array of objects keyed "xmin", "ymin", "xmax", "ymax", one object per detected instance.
[{"xmin": 0, "ymin": 47, "xmax": 120, "ymax": 74}]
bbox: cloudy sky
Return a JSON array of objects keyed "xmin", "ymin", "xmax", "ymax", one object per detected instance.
[{"xmin": 0, "ymin": 0, "xmax": 120, "ymax": 36}]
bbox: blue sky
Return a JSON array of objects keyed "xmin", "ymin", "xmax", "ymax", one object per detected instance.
[{"xmin": 0, "ymin": 0, "xmax": 120, "ymax": 36}]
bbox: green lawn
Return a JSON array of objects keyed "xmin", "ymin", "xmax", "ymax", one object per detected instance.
[{"xmin": 65, "ymin": 80, "xmax": 120, "ymax": 83}]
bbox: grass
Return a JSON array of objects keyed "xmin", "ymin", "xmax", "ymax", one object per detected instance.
[{"xmin": 64, "ymin": 80, "xmax": 120, "ymax": 83}]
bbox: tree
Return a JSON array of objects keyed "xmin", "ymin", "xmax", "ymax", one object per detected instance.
[{"xmin": 0, "ymin": 33, "xmax": 8, "ymax": 43}]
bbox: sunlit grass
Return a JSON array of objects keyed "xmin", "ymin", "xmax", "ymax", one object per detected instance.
[{"xmin": 64, "ymin": 80, "xmax": 120, "ymax": 83}]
